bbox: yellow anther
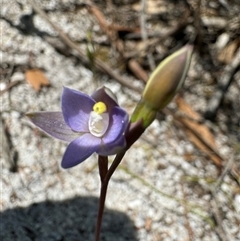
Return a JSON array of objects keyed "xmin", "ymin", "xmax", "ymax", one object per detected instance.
[{"xmin": 93, "ymin": 102, "xmax": 107, "ymax": 114}]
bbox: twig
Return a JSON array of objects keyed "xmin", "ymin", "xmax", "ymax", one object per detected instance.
[
  {"xmin": 124, "ymin": 20, "xmax": 189, "ymax": 63},
  {"xmin": 170, "ymin": 109, "xmax": 224, "ymax": 168},
  {"xmin": 194, "ymin": 176, "xmax": 233, "ymax": 241},
  {"xmin": 230, "ymin": 165, "xmax": 240, "ymax": 185},
  {"xmin": 212, "ymin": 155, "xmax": 235, "ymax": 190},
  {"xmin": 210, "ymin": 195, "xmax": 230, "ymax": 241},
  {"xmin": 181, "ymin": 182, "xmax": 194, "ymax": 241},
  {"xmin": 205, "ymin": 47, "xmax": 240, "ymax": 120},
  {"xmin": 128, "ymin": 59, "xmax": 148, "ymax": 83},
  {"xmin": 0, "ymin": 80, "xmax": 22, "ymax": 96},
  {"xmin": 86, "ymin": 2, "xmax": 125, "ymax": 55},
  {"xmin": 124, "ymin": 21, "xmax": 189, "ymax": 40},
  {"xmin": 106, "ymin": 0, "xmax": 113, "ymax": 9},
  {"xmin": 195, "ymin": 0, "xmax": 203, "ymax": 52},
  {"xmin": 140, "ymin": 0, "xmax": 155, "ymax": 71},
  {"xmin": 26, "ymin": 0, "xmax": 142, "ymax": 93},
  {"xmin": 201, "ymin": 155, "xmax": 236, "ymax": 241},
  {"xmin": 0, "ymin": 116, "xmax": 19, "ymax": 172}
]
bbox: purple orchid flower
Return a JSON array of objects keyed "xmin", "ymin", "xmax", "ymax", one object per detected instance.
[{"xmin": 27, "ymin": 86, "xmax": 129, "ymax": 168}]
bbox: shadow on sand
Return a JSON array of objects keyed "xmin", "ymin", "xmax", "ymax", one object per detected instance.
[{"xmin": 0, "ymin": 196, "xmax": 137, "ymax": 241}]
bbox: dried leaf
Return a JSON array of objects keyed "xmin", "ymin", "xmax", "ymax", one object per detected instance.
[
  {"xmin": 175, "ymin": 96, "xmax": 223, "ymax": 168},
  {"xmin": 128, "ymin": 59, "xmax": 148, "ymax": 83},
  {"xmin": 217, "ymin": 38, "xmax": 240, "ymax": 64},
  {"xmin": 25, "ymin": 69, "xmax": 50, "ymax": 91},
  {"xmin": 145, "ymin": 217, "xmax": 152, "ymax": 231},
  {"xmin": 184, "ymin": 152, "xmax": 196, "ymax": 162}
]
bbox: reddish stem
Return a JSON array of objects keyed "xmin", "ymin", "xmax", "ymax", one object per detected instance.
[{"xmin": 94, "ymin": 120, "xmax": 145, "ymax": 241}]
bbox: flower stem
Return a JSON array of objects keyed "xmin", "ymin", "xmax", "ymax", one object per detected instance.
[
  {"xmin": 95, "ymin": 156, "xmax": 108, "ymax": 241},
  {"xmin": 95, "ymin": 152, "xmax": 126, "ymax": 241},
  {"xmin": 94, "ymin": 119, "xmax": 146, "ymax": 241},
  {"xmin": 98, "ymin": 155, "xmax": 108, "ymax": 183},
  {"xmin": 94, "ymin": 181, "xmax": 108, "ymax": 241}
]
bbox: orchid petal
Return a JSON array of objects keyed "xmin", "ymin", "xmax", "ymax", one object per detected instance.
[
  {"xmin": 27, "ymin": 112, "xmax": 79, "ymax": 142},
  {"xmin": 103, "ymin": 106, "xmax": 128, "ymax": 143},
  {"xmin": 91, "ymin": 86, "xmax": 118, "ymax": 111},
  {"xmin": 62, "ymin": 87, "xmax": 95, "ymax": 132},
  {"xmin": 61, "ymin": 133, "xmax": 101, "ymax": 168},
  {"xmin": 97, "ymin": 135, "xmax": 126, "ymax": 156}
]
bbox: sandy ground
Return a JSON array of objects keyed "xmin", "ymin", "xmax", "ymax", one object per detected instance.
[{"xmin": 1, "ymin": 0, "xmax": 240, "ymax": 240}]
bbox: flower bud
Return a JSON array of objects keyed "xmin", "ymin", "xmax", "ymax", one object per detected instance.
[{"xmin": 131, "ymin": 44, "xmax": 193, "ymax": 128}]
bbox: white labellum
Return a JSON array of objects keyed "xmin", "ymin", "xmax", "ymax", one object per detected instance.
[{"xmin": 88, "ymin": 111, "xmax": 109, "ymax": 137}]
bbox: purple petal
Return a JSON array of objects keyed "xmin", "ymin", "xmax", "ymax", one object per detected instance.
[
  {"xmin": 61, "ymin": 87, "xmax": 95, "ymax": 132},
  {"xmin": 98, "ymin": 106, "xmax": 128, "ymax": 155},
  {"xmin": 61, "ymin": 133, "xmax": 101, "ymax": 168},
  {"xmin": 91, "ymin": 86, "xmax": 118, "ymax": 111},
  {"xmin": 97, "ymin": 135, "xmax": 126, "ymax": 156},
  {"xmin": 27, "ymin": 112, "xmax": 80, "ymax": 142},
  {"xmin": 103, "ymin": 107, "xmax": 129, "ymax": 143}
]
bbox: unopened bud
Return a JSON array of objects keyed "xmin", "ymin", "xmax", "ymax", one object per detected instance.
[{"xmin": 131, "ymin": 45, "xmax": 193, "ymax": 128}]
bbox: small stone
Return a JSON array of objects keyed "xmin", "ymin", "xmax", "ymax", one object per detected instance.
[
  {"xmin": 11, "ymin": 72, "xmax": 25, "ymax": 82},
  {"xmin": 215, "ymin": 33, "xmax": 230, "ymax": 49}
]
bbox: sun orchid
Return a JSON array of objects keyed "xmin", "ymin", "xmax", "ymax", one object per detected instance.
[
  {"xmin": 26, "ymin": 44, "xmax": 193, "ymax": 241},
  {"xmin": 27, "ymin": 86, "xmax": 129, "ymax": 168}
]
